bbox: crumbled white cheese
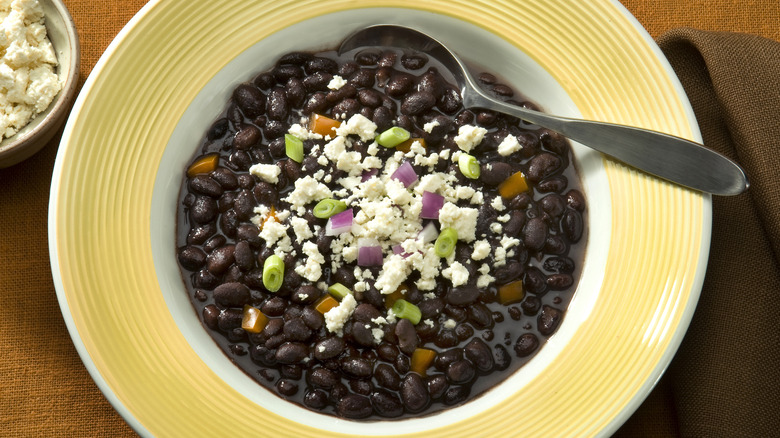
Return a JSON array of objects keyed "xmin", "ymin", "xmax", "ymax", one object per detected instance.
[
  {"xmin": 327, "ymin": 75, "xmax": 347, "ymax": 90},
  {"xmin": 284, "ymin": 175, "xmax": 332, "ymax": 209},
  {"xmin": 490, "ymin": 196, "xmax": 506, "ymax": 211},
  {"xmin": 453, "ymin": 124, "xmax": 487, "ymax": 152},
  {"xmin": 471, "ymin": 240, "xmax": 491, "ymax": 261},
  {"xmin": 249, "ymin": 163, "xmax": 281, "ymax": 184},
  {"xmin": 443, "ymin": 318, "xmax": 457, "ymax": 330},
  {"xmin": 373, "ymin": 253, "xmax": 412, "ymax": 294},
  {"xmin": 324, "ymin": 293, "xmax": 357, "ymax": 336},
  {"xmin": 335, "ymin": 113, "xmax": 377, "ymax": 142},
  {"xmin": 0, "ymin": 0, "xmax": 61, "ymax": 140},
  {"xmin": 294, "ymin": 241, "xmax": 325, "ymax": 282},
  {"xmin": 442, "ymin": 261, "xmax": 469, "ymax": 287},
  {"xmin": 290, "ymin": 216, "xmax": 314, "ymax": 243},
  {"xmin": 477, "ymin": 273, "xmax": 495, "ymax": 288},
  {"xmin": 438, "ymin": 202, "xmax": 479, "ymax": 242},
  {"xmin": 423, "ymin": 120, "xmax": 440, "ymax": 133},
  {"xmin": 288, "ymin": 123, "xmax": 323, "ymax": 140},
  {"xmin": 490, "ymin": 222, "xmax": 503, "ymax": 234},
  {"xmin": 497, "ymin": 134, "xmax": 522, "ymax": 156}
]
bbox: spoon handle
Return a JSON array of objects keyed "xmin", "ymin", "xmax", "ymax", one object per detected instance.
[{"xmin": 470, "ymin": 96, "xmax": 749, "ymax": 196}]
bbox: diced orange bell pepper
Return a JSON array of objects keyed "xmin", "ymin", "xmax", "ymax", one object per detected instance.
[
  {"xmin": 315, "ymin": 295, "xmax": 339, "ymax": 314},
  {"xmin": 396, "ymin": 138, "xmax": 426, "ymax": 153},
  {"xmin": 410, "ymin": 347, "xmax": 437, "ymax": 376},
  {"xmin": 241, "ymin": 305, "xmax": 269, "ymax": 333},
  {"xmin": 498, "ymin": 170, "xmax": 530, "ymax": 199},
  {"xmin": 309, "ymin": 113, "xmax": 341, "ymax": 137},
  {"xmin": 498, "ymin": 280, "xmax": 525, "ymax": 305},
  {"xmin": 186, "ymin": 154, "xmax": 219, "ymax": 177},
  {"xmin": 384, "ymin": 284, "xmax": 408, "ymax": 309}
]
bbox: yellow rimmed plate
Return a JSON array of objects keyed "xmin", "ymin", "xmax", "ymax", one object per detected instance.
[{"xmin": 49, "ymin": 1, "xmax": 709, "ymax": 437}]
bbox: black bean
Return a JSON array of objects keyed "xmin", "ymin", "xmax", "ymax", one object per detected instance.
[
  {"xmin": 373, "ymin": 363, "xmax": 400, "ymax": 390},
  {"xmin": 417, "ymin": 297, "xmax": 444, "ymax": 319},
  {"xmin": 202, "ymin": 235, "xmax": 225, "ymax": 254},
  {"xmin": 524, "ymin": 267, "xmax": 548, "ymax": 295},
  {"xmin": 306, "ymin": 56, "xmax": 338, "ymax": 74},
  {"xmin": 275, "ymin": 342, "xmax": 309, "ymax": 364},
  {"xmin": 232, "ymin": 83, "xmax": 266, "ymax": 118},
  {"xmin": 538, "ymin": 175, "xmax": 569, "ymax": 193},
  {"xmin": 445, "ymin": 285, "xmax": 480, "ymax": 306},
  {"xmin": 477, "ymin": 161, "xmax": 511, "ymax": 187},
  {"xmin": 522, "ymin": 217, "xmax": 548, "ymax": 251},
  {"xmin": 303, "ymin": 389, "xmax": 328, "ymax": 410},
  {"xmin": 446, "ymin": 359, "xmax": 475, "ymax": 384},
  {"xmin": 427, "ymin": 375, "xmax": 448, "ymax": 400},
  {"xmin": 228, "ymin": 150, "xmax": 252, "ymax": 171},
  {"xmin": 400, "ymin": 91, "xmax": 436, "ymax": 115},
  {"xmin": 357, "ymin": 88, "xmax": 382, "ymax": 107},
  {"xmin": 562, "ymin": 209, "xmax": 584, "ymax": 243},
  {"xmin": 272, "ymin": 64, "xmax": 303, "ymax": 83},
  {"xmin": 541, "ymin": 193, "xmax": 567, "ymax": 219},
  {"xmin": 370, "ymin": 389, "xmax": 403, "ymax": 418},
  {"xmin": 326, "ymin": 83, "xmax": 357, "ymax": 103},
  {"xmin": 494, "ymin": 260, "xmax": 524, "ymax": 284},
  {"xmin": 303, "ymin": 91, "xmax": 328, "ymax": 114},
  {"xmin": 434, "ymin": 330, "xmax": 459, "ymax": 348},
  {"xmin": 400, "ymin": 373, "xmax": 429, "ymax": 413},
  {"xmin": 355, "ymin": 49, "xmax": 380, "ymax": 65},
  {"xmin": 394, "ymin": 353, "xmax": 410, "ymax": 374},
  {"xmin": 493, "ymin": 344, "xmax": 511, "ymax": 371},
  {"xmin": 291, "ymin": 285, "xmax": 319, "ymax": 305},
  {"xmin": 385, "ymin": 73, "xmax": 414, "ymax": 97},
  {"xmin": 514, "ymin": 333, "xmax": 539, "ymax": 357},
  {"xmin": 547, "ymin": 273, "xmax": 574, "ymax": 290},
  {"xmin": 353, "ymin": 303, "xmax": 382, "ymax": 323},
  {"xmin": 565, "ymin": 189, "xmax": 586, "ymax": 211},
  {"xmin": 491, "ymin": 84, "xmax": 514, "ymax": 97},
  {"xmin": 442, "ymin": 385, "xmax": 469, "ymax": 406},
  {"xmin": 178, "ymin": 246, "xmax": 206, "ymax": 271},
  {"xmin": 468, "ymin": 303, "xmax": 494, "ymax": 329},
  {"xmin": 313, "ymin": 337, "xmax": 345, "ymax": 361},
  {"xmin": 526, "ymin": 152, "xmax": 562, "ymax": 183},
  {"xmin": 476, "ymin": 111, "xmax": 498, "ymax": 127},
  {"xmin": 217, "ymin": 308, "xmax": 243, "ymax": 331},
  {"xmin": 543, "ymin": 256, "xmax": 574, "ymax": 274},
  {"xmin": 192, "ymin": 269, "xmax": 219, "ymax": 289},
  {"xmin": 218, "ymin": 209, "xmax": 239, "ymax": 238},
  {"xmin": 232, "ymin": 124, "xmax": 260, "ymax": 150},
  {"xmin": 231, "ymin": 241, "xmax": 252, "ymax": 271},
  {"xmin": 331, "ymin": 98, "xmax": 360, "ymax": 119},
  {"xmin": 377, "ymin": 343, "xmax": 399, "ymax": 363},
  {"xmin": 277, "ymin": 51, "xmax": 312, "ymax": 66},
  {"xmin": 464, "ymin": 338, "xmax": 494, "ymax": 372},
  {"xmin": 350, "ymin": 321, "xmax": 376, "ymax": 348},
  {"xmin": 189, "ymin": 196, "xmax": 218, "ymax": 224},
  {"xmin": 261, "ymin": 297, "xmax": 286, "ymax": 317},
  {"xmin": 213, "ymin": 282, "xmax": 250, "ymax": 308},
  {"xmin": 478, "ymin": 72, "xmax": 497, "ymax": 85},
  {"xmin": 188, "ymin": 175, "xmax": 224, "ymax": 198},
  {"xmin": 438, "ymin": 87, "xmax": 462, "ymax": 114},
  {"xmin": 538, "ymin": 305, "xmax": 563, "ymax": 336},
  {"xmin": 210, "ymin": 168, "xmax": 238, "ymax": 191},
  {"xmin": 349, "ymin": 68, "xmax": 375, "ymax": 88},
  {"xmin": 401, "ymin": 53, "xmax": 428, "ymax": 70},
  {"xmin": 252, "ymin": 181, "xmax": 278, "ymax": 206},
  {"xmin": 337, "ymin": 394, "xmax": 372, "ymax": 419},
  {"xmin": 282, "ymin": 318, "xmax": 312, "ymax": 342},
  {"xmin": 276, "ymin": 379, "xmax": 298, "ymax": 396},
  {"xmin": 187, "ymin": 223, "xmax": 216, "ymax": 245},
  {"xmin": 340, "ymin": 357, "xmax": 373, "ymax": 379},
  {"xmin": 309, "ymin": 367, "xmax": 339, "ymax": 388},
  {"xmin": 454, "ymin": 323, "xmax": 474, "ymax": 342},
  {"xmin": 202, "ymin": 304, "xmax": 219, "ymax": 329},
  {"xmin": 372, "ymin": 106, "xmax": 393, "ymax": 131},
  {"xmin": 395, "ymin": 318, "xmax": 419, "ymax": 356},
  {"xmin": 434, "ymin": 348, "xmax": 462, "ymax": 372},
  {"xmin": 206, "ymin": 245, "xmax": 234, "ymax": 275},
  {"xmin": 207, "ymin": 118, "xmax": 229, "ymax": 140},
  {"xmin": 266, "ymin": 87, "xmax": 289, "ymax": 121},
  {"xmin": 417, "ymin": 70, "xmax": 444, "ymax": 99}
]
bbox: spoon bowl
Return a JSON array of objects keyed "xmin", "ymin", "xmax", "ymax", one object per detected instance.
[{"xmin": 340, "ymin": 25, "xmax": 749, "ymax": 196}]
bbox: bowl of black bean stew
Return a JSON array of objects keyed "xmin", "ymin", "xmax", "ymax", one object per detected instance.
[{"xmin": 176, "ymin": 32, "xmax": 587, "ymax": 420}]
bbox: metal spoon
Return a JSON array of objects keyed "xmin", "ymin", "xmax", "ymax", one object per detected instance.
[{"xmin": 339, "ymin": 25, "xmax": 749, "ymax": 196}]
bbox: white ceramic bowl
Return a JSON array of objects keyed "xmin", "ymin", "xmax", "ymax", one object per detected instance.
[{"xmin": 0, "ymin": 0, "xmax": 80, "ymax": 168}]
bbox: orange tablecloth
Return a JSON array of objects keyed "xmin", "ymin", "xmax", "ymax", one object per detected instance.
[{"xmin": 2, "ymin": 1, "xmax": 778, "ymax": 436}]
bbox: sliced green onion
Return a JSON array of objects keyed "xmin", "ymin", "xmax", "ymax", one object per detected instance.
[
  {"xmin": 313, "ymin": 198, "xmax": 347, "ymax": 219},
  {"xmin": 391, "ymin": 299, "xmax": 422, "ymax": 325},
  {"xmin": 328, "ymin": 283, "xmax": 351, "ymax": 301},
  {"xmin": 458, "ymin": 153, "xmax": 481, "ymax": 179},
  {"xmin": 284, "ymin": 134, "xmax": 304, "ymax": 163},
  {"xmin": 262, "ymin": 254, "xmax": 285, "ymax": 292},
  {"xmin": 376, "ymin": 126, "xmax": 411, "ymax": 148},
  {"xmin": 434, "ymin": 227, "xmax": 458, "ymax": 258}
]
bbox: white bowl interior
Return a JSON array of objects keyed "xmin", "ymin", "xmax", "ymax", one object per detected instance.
[{"xmin": 151, "ymin": 8, "xmax": 610, "ymax": 434}]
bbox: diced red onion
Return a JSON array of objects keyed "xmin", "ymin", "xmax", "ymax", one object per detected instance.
[
  {"xmin": 420, "ymin": 191, "xmax": 445, "ymax": 219},
  {"xmin": 357, "ymin": 237, "xmax": 383, "ymax": 266},
  {"xmin": 417, "ymin": 222, "xmax": 439, "ymax": 243},
  {"xmin": 361, "ymin": 168, "xmax": 379, "ymax": 182},
  {"xmin": 390, "ymin": 161, "xmax": 418, "ymax": 188},
  {"xmin": 325, "ymin": 208, "xmax": 353, "ymax": 236},
  {"xmin": 392, "ymin": 243, "xmax": 413, "ymax": 259}
]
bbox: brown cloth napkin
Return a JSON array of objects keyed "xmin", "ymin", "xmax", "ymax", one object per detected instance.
[{"xmin": 615, "ymin": 29, "xmax": 780, "ymax": 437}]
